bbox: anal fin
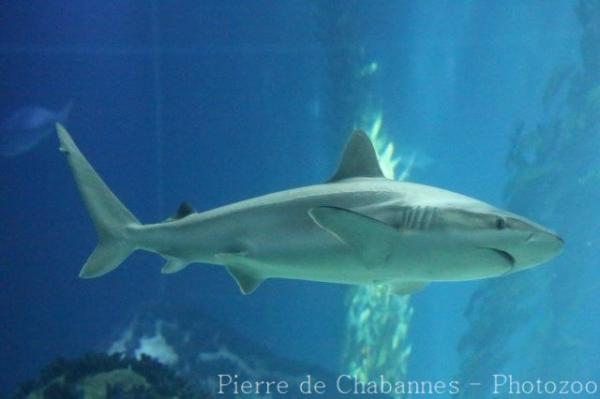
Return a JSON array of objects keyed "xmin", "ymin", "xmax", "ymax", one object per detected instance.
[{"xmin": 226, "ymin": 267, "xmax": 263, "ymax": 295}]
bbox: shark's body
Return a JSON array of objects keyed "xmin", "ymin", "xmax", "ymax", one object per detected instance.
[{"xmin": 56, "ymin": 125, "xmax": 563, "ymax": 295}]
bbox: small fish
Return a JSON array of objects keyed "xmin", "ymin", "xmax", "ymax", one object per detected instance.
[{"xmin": 0, "ymin": 101, "xmax": 72, "ymax": 157}]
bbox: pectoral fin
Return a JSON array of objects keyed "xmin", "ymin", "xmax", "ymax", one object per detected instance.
[
  {"xmin": 308, "ymin": 206, "xmax": 397, "ymax": 268},
  {"xmin": 215, "ymin": 253, "xmax": 264, "ymax": 295},
  {"xmin": 388, "ymin": 281, "xmax": 429, "ymax": 296}
]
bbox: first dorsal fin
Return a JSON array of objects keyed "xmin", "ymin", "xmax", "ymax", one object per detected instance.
[{"xmin": 328, "ymin": 130, "xmax": 385, "ymax": 182}]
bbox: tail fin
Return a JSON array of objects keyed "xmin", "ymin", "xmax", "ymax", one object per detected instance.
[{"xmin": 56, "ymin": 123, "xmax": 140, "ymax": 278}]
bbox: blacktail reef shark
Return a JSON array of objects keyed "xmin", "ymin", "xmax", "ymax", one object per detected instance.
[{"xmin": 56, "ymin": 124, "xmax": 563, "ymax": 295}]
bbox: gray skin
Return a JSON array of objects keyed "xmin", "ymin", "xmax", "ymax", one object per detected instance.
[{"xmin": 56, "ymin": 124, "xmax": 563, "ymax": 295}]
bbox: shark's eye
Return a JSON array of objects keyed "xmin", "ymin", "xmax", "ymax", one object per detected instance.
[{"xmin": 496, "ymin": 217, "xmax": 506, "ymax": 230}]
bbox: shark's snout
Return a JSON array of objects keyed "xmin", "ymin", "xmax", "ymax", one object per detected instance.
[
  {"xmin": 533, "ymin": 230, "xmax": 564, "ymax": 254},
  {"xmin": 514, "ymin": 229, "xmax": 563, "ymax": 269}
]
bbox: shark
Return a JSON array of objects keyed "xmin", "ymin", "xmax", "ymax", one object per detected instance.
[{"xmin": 56, "ymin": 124, "xmax": 563, "ymax": 295}]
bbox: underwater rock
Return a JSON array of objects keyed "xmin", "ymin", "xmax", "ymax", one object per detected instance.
[
  {"xmin": 11, "ymin": 352, "xmax": 202, "ymax": 399},
  {"xmin": 107, "ymin": 302, "xmax": 370, "ymax": 398}
]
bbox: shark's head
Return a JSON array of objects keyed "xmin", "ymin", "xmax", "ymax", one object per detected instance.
[
  {"xmin": 436, "ymin": 203, "xmax": 564, "ymax": 276},
  {"xmin": 325, "ymin": 131, "xmax": 562, "ymax": 283},
  {"xmin": 491, "ymin": 212, "xmax": 563, "ymax": 272}
]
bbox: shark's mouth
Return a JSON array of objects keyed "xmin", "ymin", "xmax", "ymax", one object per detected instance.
[{"xmin": 488, "ymin": 248, "xmax": 516, "ymax": 268}]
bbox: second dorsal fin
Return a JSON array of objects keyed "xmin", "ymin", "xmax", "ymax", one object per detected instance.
[
  {"xmin": 174, "ymin": 201, "xmax": 195, "ymax": 219},
  {"xmin": 328, "ymin": 130, "xmax": 385, "ymax": 182},
  {"xmin": 164, "ymin": 201, "xmax": 196, "ymax": 222}
]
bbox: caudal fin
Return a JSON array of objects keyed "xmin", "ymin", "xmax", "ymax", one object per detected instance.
[{"xmin": 56, "ymin": 123, "xmax": 140, "ymax": 278}]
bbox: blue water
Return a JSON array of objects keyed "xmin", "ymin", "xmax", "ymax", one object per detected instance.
[{"xmin": 0, "ymin": 1, "xmax": 590, "ymax": 397}]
